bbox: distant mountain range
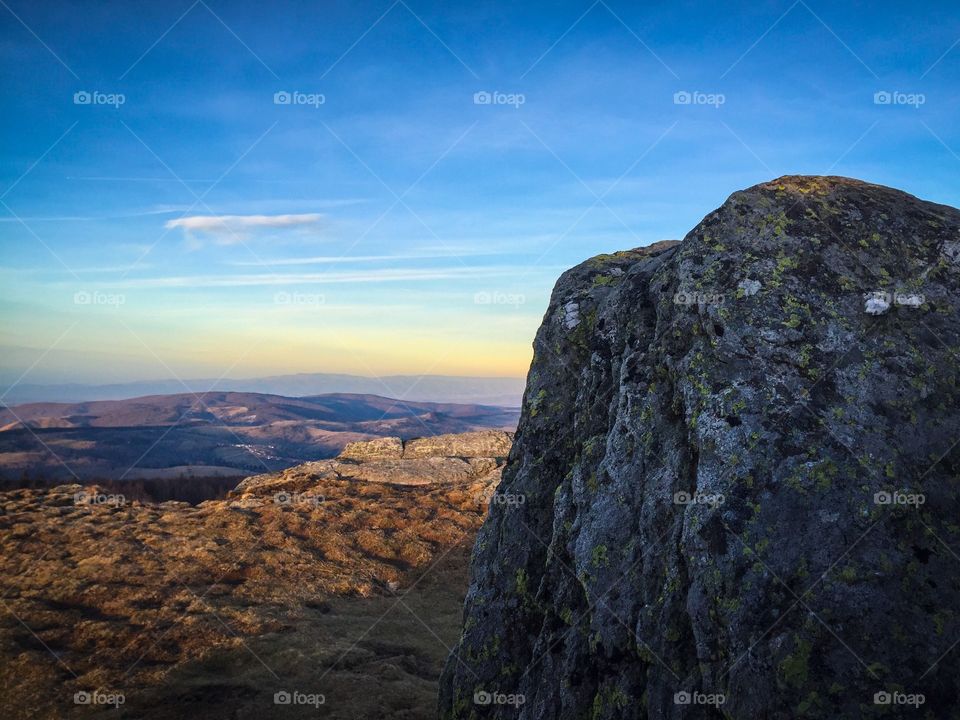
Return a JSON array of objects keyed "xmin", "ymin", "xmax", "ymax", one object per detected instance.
[
  {"xmin": 0, "ymin": 373, "xmax": 526, "ymax": 407},
  {"xmin": 0, "ymin": 392, "xmax": 519, "ymax": 480}
]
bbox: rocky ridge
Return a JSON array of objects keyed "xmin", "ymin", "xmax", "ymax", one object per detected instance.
[
  {"xmin": 441, "ymin": 177, "xmax": 960, "ymax": 719},
  {"xmin": 233, "ymin": 430, "xmax": 513, "ymax": 492}
]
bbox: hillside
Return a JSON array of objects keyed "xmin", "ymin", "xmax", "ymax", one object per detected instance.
[
  {"xmin": 0, "ymin": 393, "xmax": 518, "ymax": 480},
  {"xmin": 0, "ymin": 431, "xmax": 512, "ymax": 719},
  {"xmin": 0, "ymin": 374, "xmax": 526, "ymax": 408}
]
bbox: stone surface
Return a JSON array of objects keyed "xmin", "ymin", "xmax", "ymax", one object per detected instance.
[
  {"xmin": 404, "ymin": 431, "xmax": 514, "ymax": 459},
  {"xmin": 233, "ymin": 430, "xmax": 514, "ymax": 494},
  {"xmin": 339, "ymin": 435, "xmax": 405, "ymax": 461},
  {"xmin": 441, "ymin": 177, "xmax": 960, "ymax": 719}
]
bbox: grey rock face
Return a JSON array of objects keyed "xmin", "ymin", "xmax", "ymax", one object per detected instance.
[{"xmin": 440, "ymin": 177, "xmax": 960, "ymax": 719}]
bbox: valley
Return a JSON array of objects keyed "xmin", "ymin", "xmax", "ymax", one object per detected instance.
[{"xmin": 0, "ymin": 393, "xmax": 519, "ymax": 481}]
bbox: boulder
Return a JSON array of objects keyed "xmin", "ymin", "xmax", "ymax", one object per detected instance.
[{"xmin": 441, "ymin": 176, "xmax": 960, "ymax": 719}]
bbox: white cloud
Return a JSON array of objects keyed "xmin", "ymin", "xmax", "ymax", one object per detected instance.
[{"xmin": 165, "ymin": 213, "xmax": 325, "ymax": 244}]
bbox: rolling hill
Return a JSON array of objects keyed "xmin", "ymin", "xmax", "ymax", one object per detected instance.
[{"xmin": 0, "ymin": 392, "xmax": 519, "ymax": 481}]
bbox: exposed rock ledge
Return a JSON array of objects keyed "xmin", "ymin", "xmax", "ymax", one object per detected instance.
[{"xmin": 233, "ymin": 429, "xmax": 514, "ymax": 495}]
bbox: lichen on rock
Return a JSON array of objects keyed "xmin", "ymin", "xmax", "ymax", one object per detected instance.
[{"xmin": 440, "ymin": 176, "xmax": 960, "ymax": 719}]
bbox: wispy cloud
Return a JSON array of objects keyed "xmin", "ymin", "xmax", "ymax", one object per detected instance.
[
  {"xmin": 226, "ymin": 250, "xmax": 501, "ymax": 266},
  {"xmin": 165, "ymin": 213, "xmax": 325, "ymax": 245},
  {"xmin": 0, "ymin": 206, "xmax": 201, "ymax": 222},
  {"xmin": 97, "ymin": 266, "xmax": 563, "ymax": 289}
]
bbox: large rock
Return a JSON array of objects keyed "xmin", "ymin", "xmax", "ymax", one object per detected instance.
[
  {"xmin": 440, "ymin": 177, "xmax": 960, "ymax": 719},
  {"xmin": 339, "ymin": 435, "xmax": 405, "ymax": 460},
  {"xmin": 233, "ymin": 430, "xmax": 514, "ymax": 494},
  {"xmin": 405, "ymin": 431, "xmax": 514, "ymax": 459}
]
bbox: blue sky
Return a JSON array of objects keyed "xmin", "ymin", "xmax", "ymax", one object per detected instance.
[{"xmin": 1, "ymin": 0, "xmax": 958, "ymax": 388}]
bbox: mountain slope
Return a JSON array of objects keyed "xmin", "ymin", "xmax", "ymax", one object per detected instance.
[
  {"xmin": 0, "ymin": 393, "xmax": 518, "ymax": 480},
  {"xmin": 0, "ymin": 431, "xmax": 512, "ymax": 719},
  {"xmin": 0, "ymin": 373, "xmax": 526, "ymax": 407},
  {"xmin": 441, "ymin": 176, "xmax": 960, "ymax": 719}
]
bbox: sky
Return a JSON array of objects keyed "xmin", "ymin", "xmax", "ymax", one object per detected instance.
[{"xmin": 1, "ymin": 0, "xmax": 959, "ymax": 389}]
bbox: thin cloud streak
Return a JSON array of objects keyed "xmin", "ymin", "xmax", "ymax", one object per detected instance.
[
  {"xmin": 166, "ymin": 213, "xmax": 325, "ymax": 233},
  {"xmin": 94, "ymin": 265, "xmax": 564, "ymax": 289},
  {"xmin": 226, "ymin": 250, "xmax": 502, "ymax": 266},
  {"xmin": 165, "ymin": 214, "xmax": 327, "ymax": 246}
]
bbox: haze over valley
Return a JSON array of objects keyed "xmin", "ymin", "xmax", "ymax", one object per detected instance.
[{"xmin": 0, "ymin": 391, "xmax": 519, "ymax": 481}]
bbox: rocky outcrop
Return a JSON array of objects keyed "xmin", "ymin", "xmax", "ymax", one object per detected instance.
[
  {"xmin": 339, "ymin": 430, "xmax": 513, "ymax": 462},
  {"xmin": 234, "ymin": 430, "xmax": 513, "ymax": 492},
  {"xmin": 339, "ymin": 435, "xmax": 405, "ymax": 461},
  {"xmin": 405, "ymin": 431, "xmax": 513, "ymax": 459},
  {"xmin": 441, "ymin": 177, "xmax": 960, "ymax": 719}
]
